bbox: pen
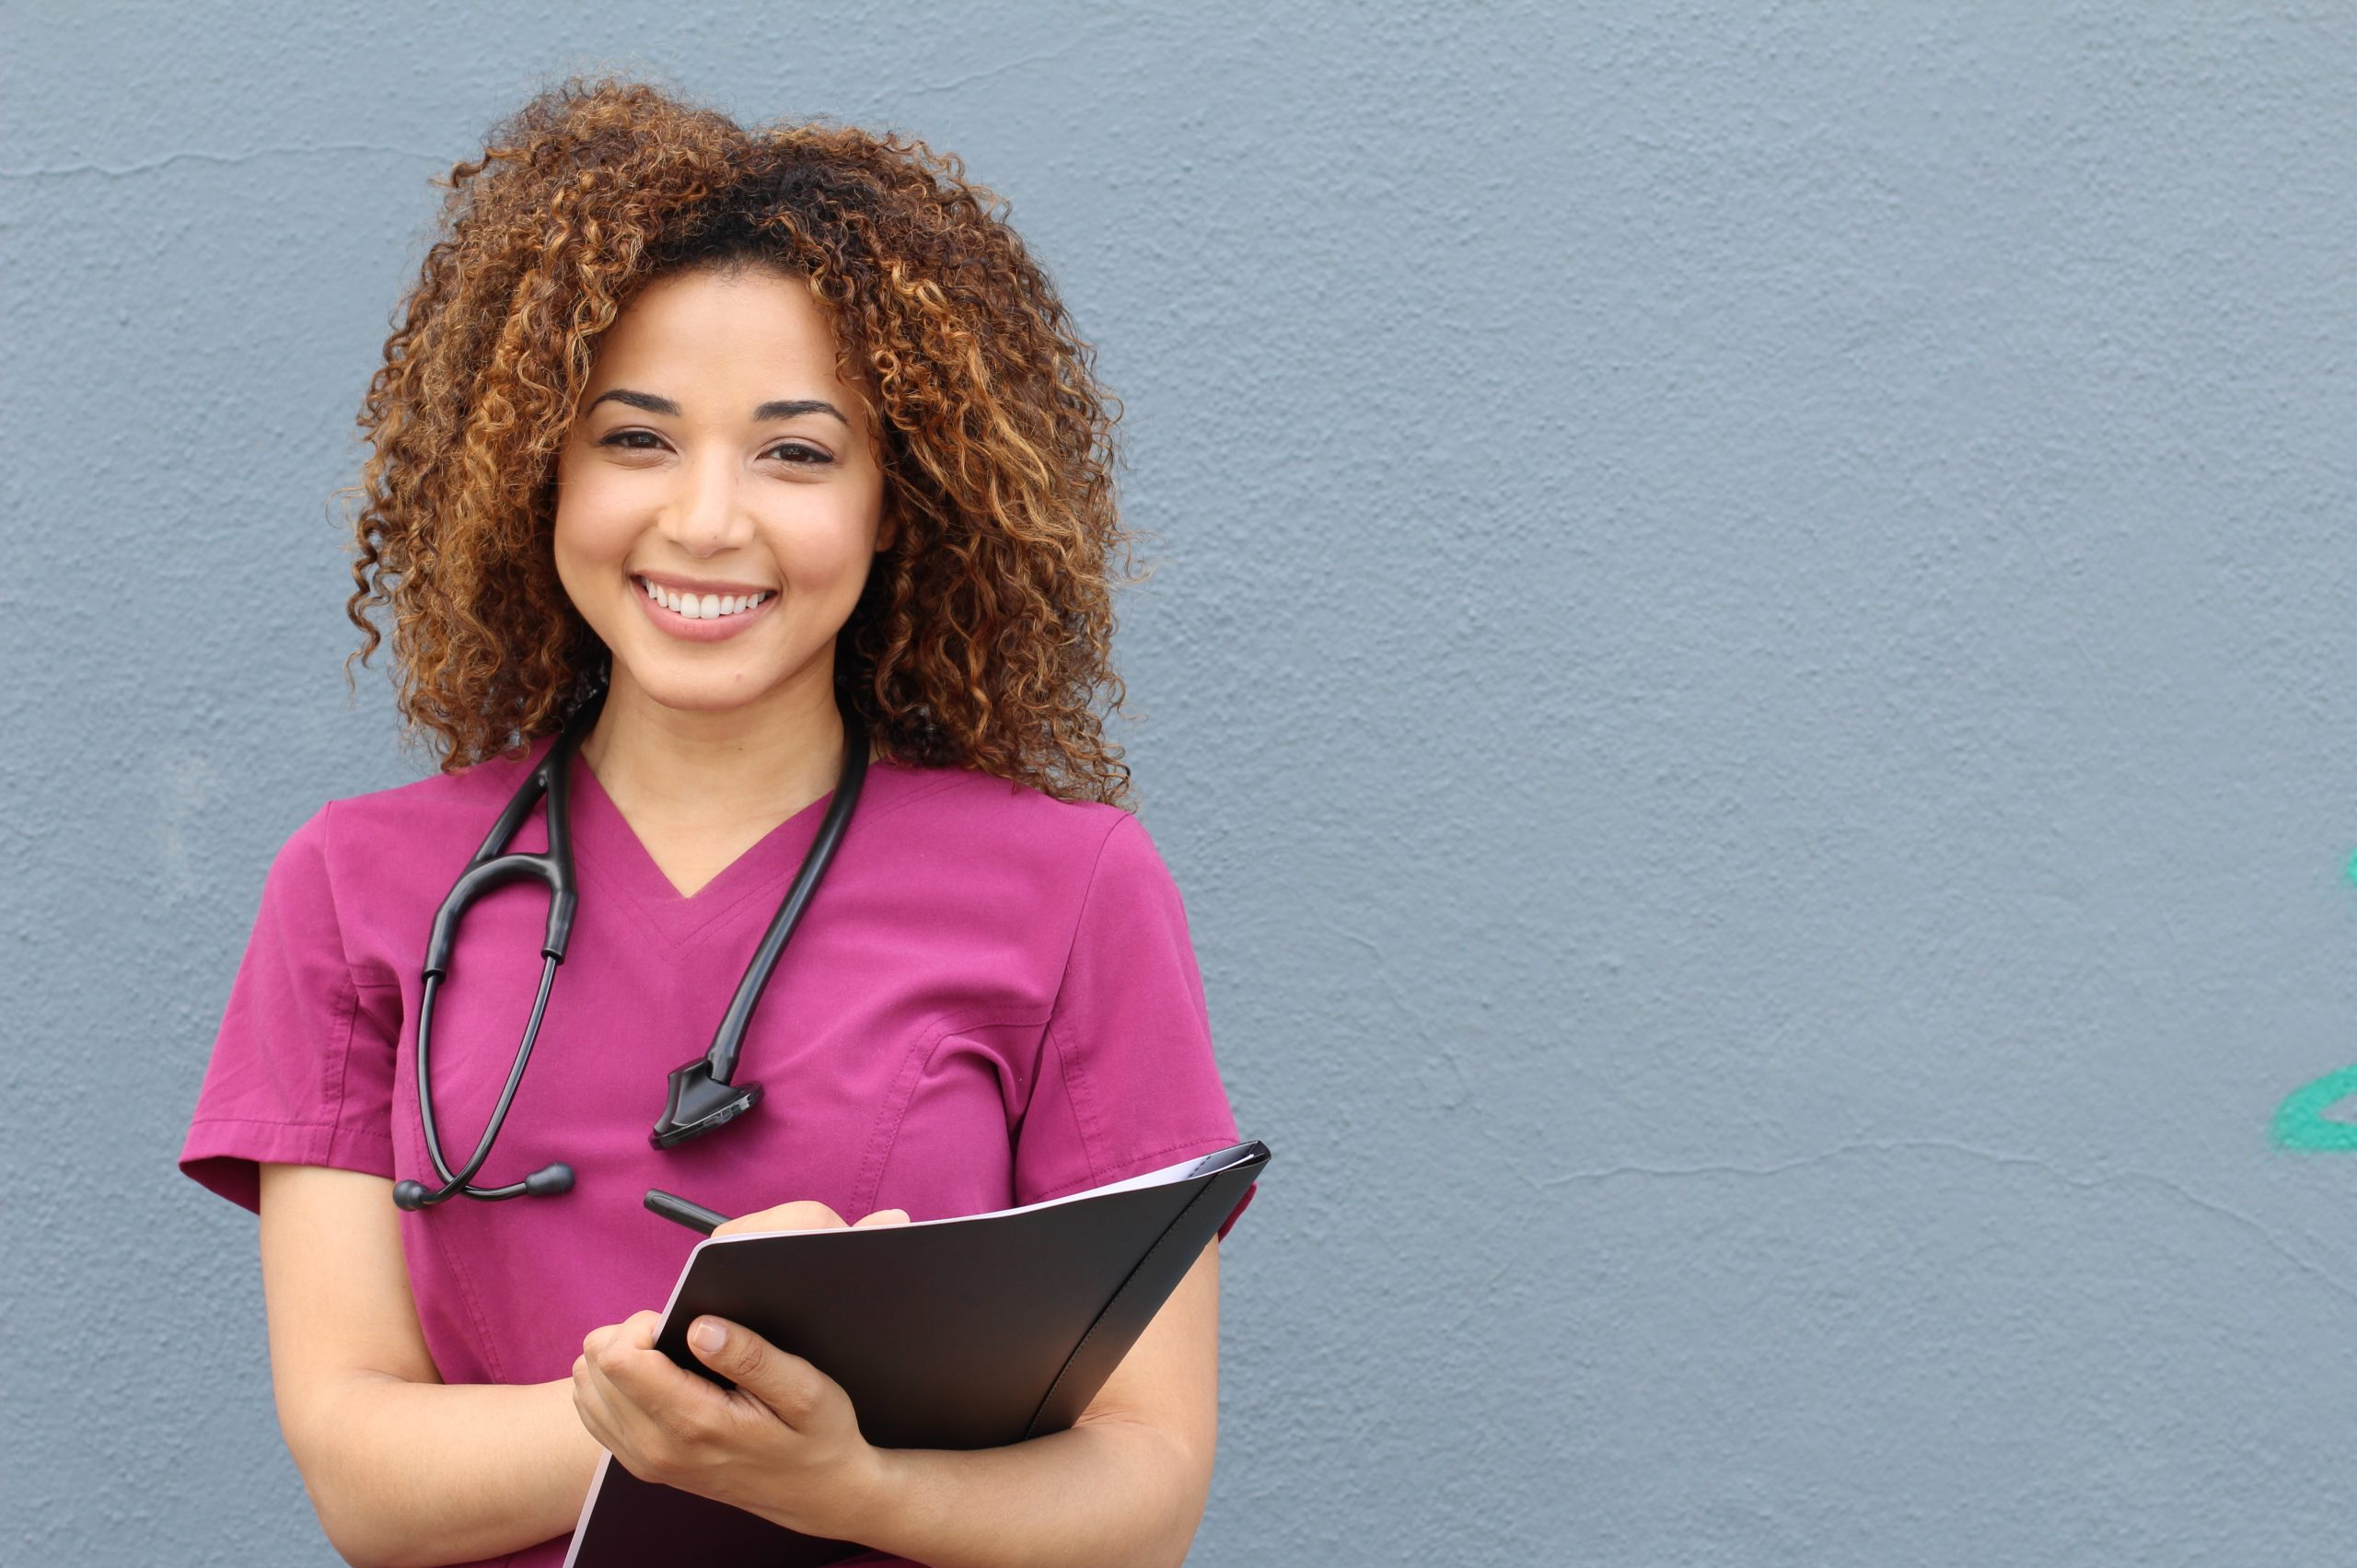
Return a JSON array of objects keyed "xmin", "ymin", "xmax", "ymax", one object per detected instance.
[{"xmin": 644, "ymin": 1188, "xmax": 730, "ymax": 1236}]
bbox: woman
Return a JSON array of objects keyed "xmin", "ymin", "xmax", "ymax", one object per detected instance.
[{"xmin": 179, "ymin": 76, "xmax": 1252, "ymax": 1568}]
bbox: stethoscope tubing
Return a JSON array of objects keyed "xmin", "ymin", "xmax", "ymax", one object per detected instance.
[
  {"xmin": 394, "ymin": 681, "xmax": 866, "ymax": 1210},
  {"xmin": 701, "ymin": 740, "xmax": 864, "ymax": 1088},
  {"xmin": 412, "ymin": 958, "xmax": 563, "ymax": 1202},
  {"xmin": 400, "ymin": 689, "xmax": 602, "ymax": 1208}
]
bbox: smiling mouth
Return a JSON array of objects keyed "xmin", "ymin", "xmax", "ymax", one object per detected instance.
[{"xmin": 634, "ymin": 575, "xmax": 772, "ymax": 621}]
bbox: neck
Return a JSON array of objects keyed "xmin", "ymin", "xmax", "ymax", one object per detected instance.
[{"xmin": 575, "ymin": 659, "xmax": 860, "ymax": 829}]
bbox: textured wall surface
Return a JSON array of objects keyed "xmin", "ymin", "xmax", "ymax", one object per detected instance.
[{"xmin": 11, "ymin": 3, "xmax": 2357, "ymax": 1563}]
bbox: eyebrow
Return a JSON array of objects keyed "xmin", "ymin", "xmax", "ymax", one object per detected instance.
[{"xmin": 586, "ymin": 388, "xmax": 849, "ymax": 426}]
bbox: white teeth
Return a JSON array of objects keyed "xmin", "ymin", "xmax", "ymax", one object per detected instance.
[{"xmin": 637, "ymin": 578, "xmax": 769, "ymax": 620}]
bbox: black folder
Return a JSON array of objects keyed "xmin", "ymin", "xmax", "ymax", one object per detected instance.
[{"xmin": 561, "ymin": 1139, "xmax": 1270, "ymax": 1567}]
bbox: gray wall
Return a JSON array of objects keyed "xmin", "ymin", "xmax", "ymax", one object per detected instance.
[{"xmin": 8, "ymin": 2, "xmax": 2357, "ymax": 1562}]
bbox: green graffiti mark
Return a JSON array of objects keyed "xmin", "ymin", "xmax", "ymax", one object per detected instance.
[
  {"xmin": 2271, "ymin": 851, "xmax": 2357, "ymax": 1147},
  {"xmin": 2273, "ymin": 1063, "xmax": 2357, "ymax": 1150}
]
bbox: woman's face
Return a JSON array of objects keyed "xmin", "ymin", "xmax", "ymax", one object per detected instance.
[{"xmin": 552, "ymin": 262, "xmax": 890, "ymax": 719}]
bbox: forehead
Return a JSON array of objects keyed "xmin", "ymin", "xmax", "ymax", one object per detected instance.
[{"xmin": 585, "ymin": 264, "xmax": 858, "ymax": 408}]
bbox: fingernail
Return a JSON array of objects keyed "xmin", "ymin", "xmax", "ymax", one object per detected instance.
[{"xmin": 690, "ymin": 1319, "xmax": 726, "ymax": 1353}]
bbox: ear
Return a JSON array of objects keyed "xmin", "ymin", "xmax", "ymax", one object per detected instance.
[{"xmin": 873, "ymin": 501, "xmax": 900, "ymax": 555}]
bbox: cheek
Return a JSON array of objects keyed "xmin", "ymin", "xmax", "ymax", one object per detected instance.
[
  {"xmin": 772, "ymin": 497, "xmax": 886, "ymax": 599},
  {"xmin": 552, "ymin": 485, "xmax": 639, "ymax": 587}
]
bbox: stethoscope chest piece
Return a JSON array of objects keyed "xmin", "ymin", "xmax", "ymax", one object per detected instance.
[{"xmin": 652, "ymin": 1061, "xmax": 763, "ymax": 1148}]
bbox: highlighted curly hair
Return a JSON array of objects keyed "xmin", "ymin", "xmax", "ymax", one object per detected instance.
[{"xmin": 343, "ymin": 75, "xmax": 1141, "ymax": 805}]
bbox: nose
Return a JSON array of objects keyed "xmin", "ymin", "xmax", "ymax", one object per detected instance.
[{"xmin": 659, "ymin": 447, "xmax": 756, "ymax": 558}]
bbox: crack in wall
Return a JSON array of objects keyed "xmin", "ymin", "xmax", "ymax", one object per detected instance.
[{"xmin": 0, "ymin": 142, "xmax": 449, "ymax": 180}]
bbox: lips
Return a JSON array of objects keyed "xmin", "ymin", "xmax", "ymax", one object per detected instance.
[{"xmin": 633, "ymin": 574, "xmax": 776, "ymax": 642}]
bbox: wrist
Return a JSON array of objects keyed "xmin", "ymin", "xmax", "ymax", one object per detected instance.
[
  {"xmin": 837, "ymin": 1441, "xmax": 907, "ymax": 1544},
  {"xmin": 544, "ymin": 1375, "xmax": 607, "ymax": 1469},
  {"xmin": 759, "ymin": 1439, "xmax": 906, "ymax": 1543}
]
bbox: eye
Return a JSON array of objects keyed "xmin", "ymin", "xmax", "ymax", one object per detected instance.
[{"xmin": 591, "ymin": 430, "xmax": 833, "ymax": 468}]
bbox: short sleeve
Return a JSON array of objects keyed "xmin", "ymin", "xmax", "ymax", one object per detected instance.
[
  {"xmin": 178, "ymin": 803, "xmax": 400, "ymax": 1214},
  {"xmin": 1014, "ymin": 813, "xmax": 1255, "ymax": 1243}
]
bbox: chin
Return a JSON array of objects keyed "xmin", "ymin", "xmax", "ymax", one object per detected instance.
[{"xmin": 623, "ymin": 661, "xmax": 787, "ymax": 714}]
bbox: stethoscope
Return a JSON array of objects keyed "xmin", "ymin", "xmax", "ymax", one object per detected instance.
[{"xmin": 390, "ymin": 678, "xmax": 868, "ymax": 1212}]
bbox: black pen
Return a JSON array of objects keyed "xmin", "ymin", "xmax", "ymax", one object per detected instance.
[{"xmin": 644, "ymin": 1188, "xmax": 730, "ymax": 1236}]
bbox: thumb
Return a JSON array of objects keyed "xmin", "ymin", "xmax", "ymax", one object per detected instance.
[{"xmin": 685, "ymin": 1317, "xmax": 820, "ymax": 1418}]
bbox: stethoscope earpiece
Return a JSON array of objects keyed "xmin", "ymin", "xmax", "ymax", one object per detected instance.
[
  {"xmin": 393, "ymin": 1161, "xmax": 574, "ymax": 1211},
  {"xmin": 524, "ymin": 1163, "xmax": 575, "ymax": 1197}
]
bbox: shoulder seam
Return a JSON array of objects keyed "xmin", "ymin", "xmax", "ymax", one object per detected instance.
[
  {"xmin": 1034, "ymin": 813, "xmax": 1136, "ymax": 1188},
  {"xmin": 311, "ymin": 801, "xmax": 378, "ymax": 1173},
  {"xmin": 314, "ymin": 800, "xmax": 366, "ymax": 988},
  {"xmin": 1049, "ymin": 810, "xmax": 1134, "ymax": 1001}
]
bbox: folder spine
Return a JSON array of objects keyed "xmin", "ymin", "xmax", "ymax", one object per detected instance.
[{"xmin": 1020, "ymin": 1178, "xmax": 1221, "ymax": 1440}]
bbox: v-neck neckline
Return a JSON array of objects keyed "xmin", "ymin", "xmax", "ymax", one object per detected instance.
[{"xmin": 558, "ymin": 737, "xmax": 884, "ymax": 946}]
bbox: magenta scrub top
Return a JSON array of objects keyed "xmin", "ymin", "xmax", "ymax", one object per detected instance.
[{"xmin": 178, "ymin": 732, "xmax": 1253, "ymax": 1568}]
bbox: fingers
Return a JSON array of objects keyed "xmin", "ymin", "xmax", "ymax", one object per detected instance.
[
  {"xmin": 573, "ymin": 1339, "xmax": 647, "ymax": 1458},
  {"xmin": 712, "ymin": 1199, "xmax": 848, "ymax": 1238},
  {"xmin": 575, "ymin": 1308, "xmax": 692, "ymax": 1434},
  {"xmin": 579, "ymin": 1308, "xmax": 664, "ymax": 1359},
  {"xmin": 707, "ymin": 1200, "xmax": 913, "ymax": 1237},
  {"xmin": 571, "ymin": 1349, "xmax": 624, "ymax": 1437},
  {"xmin": 584, "ymin": 1325, "xmax": 733, "ymax": 1447}
]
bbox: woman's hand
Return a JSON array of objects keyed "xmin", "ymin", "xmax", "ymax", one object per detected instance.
[
  {"xmin": 571, "ymin": 1201, "xmax": 910, "ymax": 1539},
  {"xmin": 706, "ymin": 1198, "xmax": 910, "ymax": 1242}
]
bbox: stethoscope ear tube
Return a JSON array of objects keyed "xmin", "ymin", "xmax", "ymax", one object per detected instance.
[
  {"xmin": 399, "ymin": 691, "xmax": 605, "ymax": 1210},
  {"xmin": 422, "ymin": 691, "xmax": 600, "ymax": 977},
  {"xmin": 701, "ymin": 712, "xmax": 866, "ymax": 1076}
]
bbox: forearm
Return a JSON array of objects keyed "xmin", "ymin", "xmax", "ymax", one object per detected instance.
[
  {"xmin": 848, "ymin": 1417, "xmax": 1206, "ymax": 1568},
  {"xmin": 289, "ymin": 1371, "xmax": 605, "ymax": 1568}
]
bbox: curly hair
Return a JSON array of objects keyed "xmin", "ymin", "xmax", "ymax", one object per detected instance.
[{"xmin": 341, "ymin": 75, "xmax": 1143, "ymax": 806}]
